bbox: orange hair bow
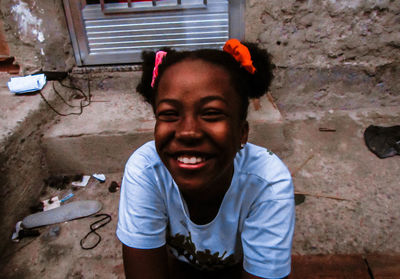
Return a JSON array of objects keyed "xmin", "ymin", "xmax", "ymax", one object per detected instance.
[{"xmin": 223, "ymin": 39, "xmax": 256, "ymax": 74}]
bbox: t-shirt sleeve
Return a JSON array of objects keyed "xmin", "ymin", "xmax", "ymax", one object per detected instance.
[
  {"xmin": 116, "ymin": 150, "xmax": 168, "ymax": 249},
  {"xmin": 241, "ymin": 164, "xmax": 295, "ymax": 279}
]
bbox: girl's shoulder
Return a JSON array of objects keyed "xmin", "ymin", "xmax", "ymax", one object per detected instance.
[
  {"xmin": 125, "ymin": 141, "xmax": 162, "ymax": 170},
  {"xmin": 236, "ymin": 143, "xmax": 291, "ymax": 182}
]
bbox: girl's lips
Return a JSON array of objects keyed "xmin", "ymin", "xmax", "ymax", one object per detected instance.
[
  {"xmin": 177, "ymin": 155, "xmax": 205, "ymax": 164},
  {"xmin": 177, "ymin": 159, "xmax": 207, "ymax": 170},
  {"xmin": 170, "ymin": 154, "xmax": 210, "ymax": 170}
]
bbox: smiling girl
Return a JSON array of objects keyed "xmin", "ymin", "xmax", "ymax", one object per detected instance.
[{"xmin": 116, "ymin": 39, "xmax": 295, "ymax": 279}]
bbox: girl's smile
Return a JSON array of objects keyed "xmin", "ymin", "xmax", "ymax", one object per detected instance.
[{"xmin": 154, "ymin": 59, "xmax": 248, "ymax": 201}]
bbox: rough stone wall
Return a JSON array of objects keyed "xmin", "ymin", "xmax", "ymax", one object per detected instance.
[
  {"xmin": 0, "ymin": 0, "xmax": 74, "ymax": 75},
  {"xmin": 246, "ymin": 0, "xmax": 400, "ymax": 113},
  {"xmin": 0, "ymin": 81, "xmax": 66, "ymax": 259}
]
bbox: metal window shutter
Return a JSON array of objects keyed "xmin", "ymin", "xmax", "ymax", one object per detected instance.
[{"xmin": 77, "ymin": 1, "xmax": 230, "ymax": 65}]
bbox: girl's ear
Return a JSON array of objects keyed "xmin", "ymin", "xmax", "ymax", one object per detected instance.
[{"xmin": 240, "ymin": 121, "xmax": 249, "ymax": 147}]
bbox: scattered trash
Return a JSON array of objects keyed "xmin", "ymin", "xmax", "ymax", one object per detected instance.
[
  {"xmin": 295, "ymin": 194, "xmax": 306, "ymax": 206},
  {"xmin": 42, "ymin": 196, "xmax": 61, "ymax": 211},
  {"xmin": 45, "ymin": 174, "xmax": 82, "ymax": 190},
  {"xmin": 294, "ymin": 191, "xmax": 353, "ymax": 202},
  {"xmin": 60, "ymin": 193, "xmax": 74, "ymax": 203},
  {"xmin": 71, "ymin": 175, "xmax": 91, "ymax": 187},
  {"xmin": 11, "ymin": 221, "xmax": 40, "ymax": 242},
  {"xmin": 22, "ymin": 200, "xmax": 102, "ymax": 229},
  {"xmin": 291, "ymin": 154, "xmax": 314, "ymax": 177},
  {"xmin": 11, "ymin": 221, "xmax": 22, "ymax": 242},
  {"xmin": 80, "ymin": 214, "xmax": 112, "ymax": 250},
  {"xmin": 319, "ymin": 127, "xmax": 336, "ymax": 132},
  {"xmin": 7, "ymin": 74, "xmax": 46, "ymax": 94},
  {"xmin": 364, "ymin": 125, "xmax": 400, "ymax": 158},
  {"xmin": 93, "ymin": 173, "xmax": 106, "ymax": 183},
  {"xmin": 45, "ymin": 175, "xmax": 69, "ymax": 190},
  {"xmin": 30, "ymin": 202, "xmax": 44, "ymax": 213},
  {"xmin": 108, "ymin": 181, "xmax": 119, "ymax": 193}
]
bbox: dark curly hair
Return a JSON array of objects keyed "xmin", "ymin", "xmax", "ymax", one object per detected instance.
[{"xmin": 136, "ymin": 41, "xmax": 274, "ymax": 120}]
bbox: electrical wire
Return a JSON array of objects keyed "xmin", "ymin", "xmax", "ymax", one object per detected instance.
[
  {"xmin": 39, "ymin": 68, "xmax": 92, "ymax": 116},
  {"xmin": 80, "ymin": 214, "xmax": 112, "ymax": 250}
]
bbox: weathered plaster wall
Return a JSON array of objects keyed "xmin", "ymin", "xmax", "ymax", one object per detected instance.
[
  {"xmin": 247, "ymin": 0, "xmax": 400, "ymax": 68},
  {"xmin": 246, "ymin": 0, "xmax": 400, "ymax": 113},
  {"xmin": 0, "ymin": 0, "xmax": 74, "ymax": 74}
]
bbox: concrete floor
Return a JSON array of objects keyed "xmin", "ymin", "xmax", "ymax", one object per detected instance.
[
  {"xmin": 0, "ymin": 71, "xmax": 399, "ymax": 278},
  {"xmin": 1, "ymin": 173, "xmax": 125, "ymax": 279},
  {"xmin": 1, "ymin": 107, "xmax": 400, "ymax": 278}
]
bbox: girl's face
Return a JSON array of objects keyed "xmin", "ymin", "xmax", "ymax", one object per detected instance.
[{"xmin": 154, "ymin": 59, "xmax": 248, "ymax": 199}]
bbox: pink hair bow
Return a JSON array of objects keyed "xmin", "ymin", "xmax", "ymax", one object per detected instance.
[{"xmin": 151, "ymin": 51, "xmax": 167, "ymax": 88}]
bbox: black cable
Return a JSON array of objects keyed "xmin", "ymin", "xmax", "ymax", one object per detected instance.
[
  {"xmin": 39, "ymin": 69, "xmax": 92, "ymax": 116},
  {"xmin": 80, "ymin": 213, "xmax": 112, "ymax": 250}
]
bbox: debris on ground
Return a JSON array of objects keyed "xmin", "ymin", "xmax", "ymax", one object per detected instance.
[
  {"xmin": 44, "ymin": 174, "xmax": 83, "ymax": 190},
  {"xmin": 42, "ymin": 196, "xmax": 61, "ymax": 211},
  {"xmin": 364, "ymin": 125, "xmax": 400, "ymax": 158},
  {"xmin": 80, "ymin": 214, "xmax": 112, "ymax": 250},
  {"xmin": 295, "ymin": 194, "xmax": 306, "ymax": 206},
  {"xmin": 71, "ymin": 175, "xmax": 91, "ymax": 187},
  {"xmin": 22, "ymin": 200, "xmax": 102, "ymax": 229},
  {"xmin": 29, "ymin": 202, "xmax": 44, "ymax": 213},
  {"xmin": 92, "ymin": 173, "xmax": 106, "ymax": 183},
  {"xmin": 7, "ymin": 73, "xmax": 46, "ymax": 94},
  {"xmin": 60, "ymin": 192, "xmax": 74, "ymax": 203},
  {"xmin": 11, "ymin": 221, "xmax": 40, "ymax": 242},
  {"xmin": 108, "ymin": 181, "xmax": 119, "ymax": 193},
  {"xmin": 319, "ymin": 127, "xmax": 336, "ymax": 132}
]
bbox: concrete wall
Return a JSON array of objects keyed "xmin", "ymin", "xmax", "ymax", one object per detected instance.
[
  {"xmin": 246, "ymin": 0, "xmax": 400, "ymax": 113},
  {"xmin": 1, "ymin": 0, "xmax": 398, "ymax": 111},
  {"xmin": 0, "ymin": 0, "xmax": 74, "ymax": 75}
]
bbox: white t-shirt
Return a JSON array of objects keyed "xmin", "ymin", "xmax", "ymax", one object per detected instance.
[{"xmin": 117, "ymin": 141, "xmax": 295, "ymax": 279}]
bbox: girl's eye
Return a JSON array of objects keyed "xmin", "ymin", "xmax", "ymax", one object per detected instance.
[
  {"xmin": 157, "ymin": 110, "xmax": 179, "ymax": 122},
  {"xmin": 201, "ymin": 109, "xmax": 225, "ymax": 121}
]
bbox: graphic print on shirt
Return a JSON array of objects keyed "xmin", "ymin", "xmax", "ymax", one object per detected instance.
[{"xmin": 167, "ymin": 231, "xmax": 236, "ymax": 271}]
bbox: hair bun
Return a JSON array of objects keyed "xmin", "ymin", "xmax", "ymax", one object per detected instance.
[{"xmin": 242, "ymin": 42, "xmax": 274, "ymax": 99}]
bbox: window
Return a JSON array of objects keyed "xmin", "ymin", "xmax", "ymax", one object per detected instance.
[{"xmin": 63, "ymin": 0, "xmax": 245, "ymax": 65}]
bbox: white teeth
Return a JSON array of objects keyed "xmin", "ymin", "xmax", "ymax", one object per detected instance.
[{"xmin": 177, "ymin": 156, "xmax": 204, "ymax": 164}]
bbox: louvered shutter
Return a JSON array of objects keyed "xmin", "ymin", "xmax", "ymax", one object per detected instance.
[{"xmin": 64, "ymin": 0, "xmax": 244, "ymax": 66}]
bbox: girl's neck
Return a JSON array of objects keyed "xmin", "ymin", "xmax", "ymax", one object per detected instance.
[
  {"xmin": 183, "ymin": 192, "xmax": 226, "ymax": 225},
  {"xmin": 181, "ymin": 167, "xmax": 234, "ymax": 225}
]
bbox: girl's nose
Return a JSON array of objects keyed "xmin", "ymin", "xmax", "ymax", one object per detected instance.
[{"xmin": 175, "ymin": 116, "xmax": 202, "ymax": 143}]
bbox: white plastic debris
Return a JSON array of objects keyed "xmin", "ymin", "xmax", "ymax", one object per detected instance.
[
  {"xmin": 11, "ymin": 221, "xmax": 22, "ymax": 242},
  {"xmin": 7, "ymin": 74, "xmax": 46, "ymax": 94},
  {"xmin": 92, "ymin": 173, "xmax": 106, "ymax": 183},
  {"xmin": 71, "ymin": 175, "xmax": 91, "ymax": 187},
  {"xmin": 42, "ymin": 196, "xmax": 61, "ymax": 211}
]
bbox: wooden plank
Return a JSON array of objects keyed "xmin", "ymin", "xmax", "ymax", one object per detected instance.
[
  {"xmin": 289, "ymin": 255, "xmax": 371, "ymax": 279},
  {"xmin": 366, "ymin": 254, "xmax": 400, "ymax": 279}
]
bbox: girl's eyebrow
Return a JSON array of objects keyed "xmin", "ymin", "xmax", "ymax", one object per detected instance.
[
  {"xmin": 157, "ymin": 96, "xmax": 229, "ymax": 106},
  {"xmin": 199, "ymin": 95, "xmax": 229, "ymax": 106},
  {"xmin": 156, "ymin": 98, "xmax": 180, "ymax": 106}
]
